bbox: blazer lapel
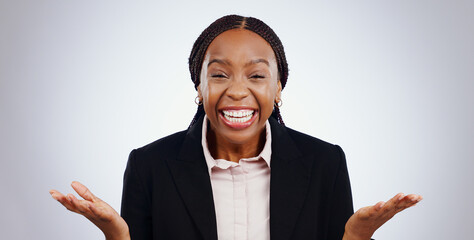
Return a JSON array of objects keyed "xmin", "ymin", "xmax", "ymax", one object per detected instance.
[
  {"xmin": 269, "ymin": 118, "xmax": 313, "ymax": 240},
  {"xmin": 166, "ymin": 116, "xmax": 218, "ymax": 240}
]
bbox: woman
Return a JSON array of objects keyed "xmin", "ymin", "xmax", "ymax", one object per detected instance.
[{"xmin": 50, "ymin": 15, "xmax": 422, "ymax": 240}]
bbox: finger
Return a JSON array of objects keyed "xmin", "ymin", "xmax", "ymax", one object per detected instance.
[
  {"xmin": 71, "ymin": 181, "xmax": 97, "ymax": 202},
  {"xmin": 68, "ymin": 194, "xmax": 92, "ymax": 215},
  {"xmin": 50, "ymin": 190, "xmax": 80, "ymax": 213},
  {"xmin": 374, "ymin": 201, "xmax": 385, "ymax": 211},
  {"xmin": 50, "ymin": 190, "xmax": 71, "ymax": 206},
  {"xmin": 400, "ymin": 194, "xmax": 422, "ymax": 204},
  {"xmin": 49, "ymin": 190, "xmax": 68, "ymax": 204},
  {"xmin": 363, "ymin": 201, "xmax": 385, "ymax": 219},
  {"xmin": 377, "ymin": 193, "xmax": 404, "ymax": 214},
  {"xmin": 389, "ymin": 193, "xmax": 408, "ymax": 207},
  {"xmin": 395, "ymin": 194, "xmax": 423, "ymax": 211},
  {"xmin": 49, "ymin": 189, "xmax": 64, "ymax": 201},
  {"xmin": 406, "ymin": 194, "xmax": 423, "ymax": 202},
  {"xmin": 356, "ymin": 201, "xmax": 384, "ymax": 220},
  {"xmin": 391, "ymin": 193, "xmax": 405, "ymax": 204}
]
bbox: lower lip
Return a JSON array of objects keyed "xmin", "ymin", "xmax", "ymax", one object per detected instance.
[{"xmin": 219, "ymin": 111, "xmax": 258, "ymax": 130}]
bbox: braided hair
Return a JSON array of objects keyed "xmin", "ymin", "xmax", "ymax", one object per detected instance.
[{"xmin": 188, "ymin": 15, "xmax": 288, "ymax": 127}]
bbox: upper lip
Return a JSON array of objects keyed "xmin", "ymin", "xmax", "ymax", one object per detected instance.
[{"xmin": 218, "ymin": 106, "xmax": 257, "ymax": 111}]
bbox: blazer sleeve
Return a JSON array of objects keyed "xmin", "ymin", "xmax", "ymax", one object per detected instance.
[
  {"xmin": 121, "ymin": 149, "xmax": 153, "ymax": 239},
  {"xmin": 327, "ymin": 145, "xmax": 354, "ymax": 240}
]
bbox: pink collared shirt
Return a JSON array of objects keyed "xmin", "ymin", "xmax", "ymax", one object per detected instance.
[{"xmin": 201, "ymin": 115, "xmax": 272, "ymax": 240}]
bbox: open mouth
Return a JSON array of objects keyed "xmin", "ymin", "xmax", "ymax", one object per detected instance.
[
  {"xmin": 219, "ymin": 109, "xmax": 257, "ymax": 129},
  {"xmin": 222, "ymin": 109, "xmax": 254, "ymax": 122}
]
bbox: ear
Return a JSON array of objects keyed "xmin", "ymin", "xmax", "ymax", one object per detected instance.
[
  {"xmin": 197, "ymin": 84, "xmax": 201, "ymax": 96},
  {"xmin": 275, "ymin": 80, "xmax": 282, "ymax": 101},
  {"xmin": 197, "ymin": 84, "xmax": 203, "ymax": 101}
]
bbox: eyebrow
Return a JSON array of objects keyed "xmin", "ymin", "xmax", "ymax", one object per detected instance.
[
  {"xmin": 207, "ymin": 58, "xmax": 270, "ymax": 67},
  {"xmin": 245, "ymin": 59, "xmax": 269, "ymax": 67},
  {"xmin": 208, "ymin": 59, "xmax": 230, "ymax": 67}
]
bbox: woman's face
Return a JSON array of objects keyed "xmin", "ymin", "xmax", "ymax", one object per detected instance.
[{"xmin": 198, "ymin": 29, "xmax": 281, "ymax": 145}]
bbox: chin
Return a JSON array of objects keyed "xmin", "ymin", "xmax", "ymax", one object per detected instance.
[{"xmin": 220, "ymin": 124, "xmax": 265, "ymax": 145}]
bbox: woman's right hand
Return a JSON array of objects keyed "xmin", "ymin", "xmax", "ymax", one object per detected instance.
[{"xmin": 50, "ymin": 181, "xmax": 130, "ymax": 240}]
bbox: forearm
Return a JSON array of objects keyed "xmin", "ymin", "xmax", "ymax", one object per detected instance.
[
  {"xmin": 342, "ymin": 231, "xmax": 372, "ymax": 240},
  {"xmin": 105, "ymin": 234, "xmax": 130, "ymax": 240}
]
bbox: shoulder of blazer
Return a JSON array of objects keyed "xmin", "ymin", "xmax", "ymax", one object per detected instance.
[
  {"xmin": 284, "ymin": 125, "xmax": 342, "ymax": 155},
  {"xmin": 134, "ymin": 129, "xmax": 188, "ymax": 159},
  {"xmin": 127, "ymin": 115, "xmax": 205, "ymax": 173},
  {"xmin": 269, "ymin": 117, "xmax": 343, "ymax": 160},
  {"xmin": 124, "ymin": 129, "xmax": 189, "ymax": 189}
]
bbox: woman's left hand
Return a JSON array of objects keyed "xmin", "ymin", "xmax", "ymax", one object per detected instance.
[{"xmin": 343, "ymin": 193, "xmax": 423, "ymax": 240}]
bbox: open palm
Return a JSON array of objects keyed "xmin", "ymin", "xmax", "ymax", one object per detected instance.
[
  {"xmin": 343, "ymin": 193, "xmax": 423, "ymax": 240},
  {"xmin": 50, "ymin": 181, "xmax": 130, "ymax": 240}
]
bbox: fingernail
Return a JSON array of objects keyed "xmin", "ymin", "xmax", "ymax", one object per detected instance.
[{"xmin": 398, "ymin": 194, "xmax": 405, "ymax": 201}]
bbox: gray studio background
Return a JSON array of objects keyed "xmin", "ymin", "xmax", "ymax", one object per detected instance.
[{"xmin": 1, "ymin": 0, "xmax": 473, "ymax": 239}]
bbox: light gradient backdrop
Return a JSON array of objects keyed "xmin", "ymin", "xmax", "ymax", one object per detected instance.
[{"xmin": 1, "ymin": 0, "xmax": 473, "ymax": 239}]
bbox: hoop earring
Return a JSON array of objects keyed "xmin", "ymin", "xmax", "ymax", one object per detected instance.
[
  {"xmin": 275, "ymin": 99, "xmax": 282, "ymax": 108},
  {"xmin": 195, "ymin": 96, "xmax": 203, "ymax": 105}
]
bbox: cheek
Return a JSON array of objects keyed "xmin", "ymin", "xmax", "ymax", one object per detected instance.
[
  {"xmin": 202, "ymin": 84, "xmax": 222, "ymax": 113},
  {"xmin": 253, "ymin": 85, "xmax": 277, "ymax": 113}
]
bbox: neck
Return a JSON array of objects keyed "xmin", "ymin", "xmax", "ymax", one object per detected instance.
[{"xmin": 207, "ymin": 126, "xmax": 266, "ymax": 163}]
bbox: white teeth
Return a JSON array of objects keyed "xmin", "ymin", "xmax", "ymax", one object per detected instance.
[
  {"xmin": 222, "ymin": 110, "xmax": 254, "ymax": 117},
  {"xmin": 222, "ymin": 110, "xmax": 254, "ymax": 123}
]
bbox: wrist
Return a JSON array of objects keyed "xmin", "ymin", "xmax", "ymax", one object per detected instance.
[
  {"xmin": 343, "ymin": 220, "xmax": 374, "ymax": 240},
  {"xmin": 102, "ymin": 219, "xmax": 130, "ymax": 240},
  {"xmin": 104, "ymin": 228, "xmax": 130, "ymax": 240}
]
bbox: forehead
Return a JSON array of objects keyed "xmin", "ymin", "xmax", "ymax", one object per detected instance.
[{"xmin": 205, "ymin": 29, "xmax": 276, "ymax": 62}]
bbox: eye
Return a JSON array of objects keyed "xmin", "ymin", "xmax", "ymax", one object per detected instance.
[
  {"xmin": 210, "ymin": 73, "xmax": 227, "ymax": 78},
  {"xmin": 250, "ymin": 74, "xmax": 265, "ymax": 79}
]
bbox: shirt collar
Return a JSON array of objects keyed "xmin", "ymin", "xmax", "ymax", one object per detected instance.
[{"xmin": 201, "ymin": 115, "xmax": 272, "ymax": 175}]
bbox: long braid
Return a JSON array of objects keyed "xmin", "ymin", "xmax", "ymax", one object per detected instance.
[
  {"xmin": 271, "ymin": 106, "xmax": 285, "ymax": 126},
  {"xmin": 189, "ymin": 105, "xmax": 205, "ymax": 127},
  {"xmin": 189, "ymin": 15, "xmax": 289, "ymax": 127}
]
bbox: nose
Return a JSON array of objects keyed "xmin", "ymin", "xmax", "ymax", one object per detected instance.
[{"xmin": 226, "ymin": 76, "xmax": 249, "ymax": 101}]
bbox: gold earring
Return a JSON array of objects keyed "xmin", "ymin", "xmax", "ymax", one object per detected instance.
[
  {"xmin": 275, "ymin": 99, "xmax": 282, "ymax": 108},
  {"xmin": 195, "ymin": 96, "xmax": 203, "ymax": 105}
]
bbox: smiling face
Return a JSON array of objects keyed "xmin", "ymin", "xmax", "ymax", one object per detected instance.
[{"xmin": 198, "ymin": 29, "xmax": 282, "ymax": 146}]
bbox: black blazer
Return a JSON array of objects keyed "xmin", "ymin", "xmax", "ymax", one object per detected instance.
[{"xmin": 121, "ymin": 116, "xmax": 354, "ymax": 240}]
